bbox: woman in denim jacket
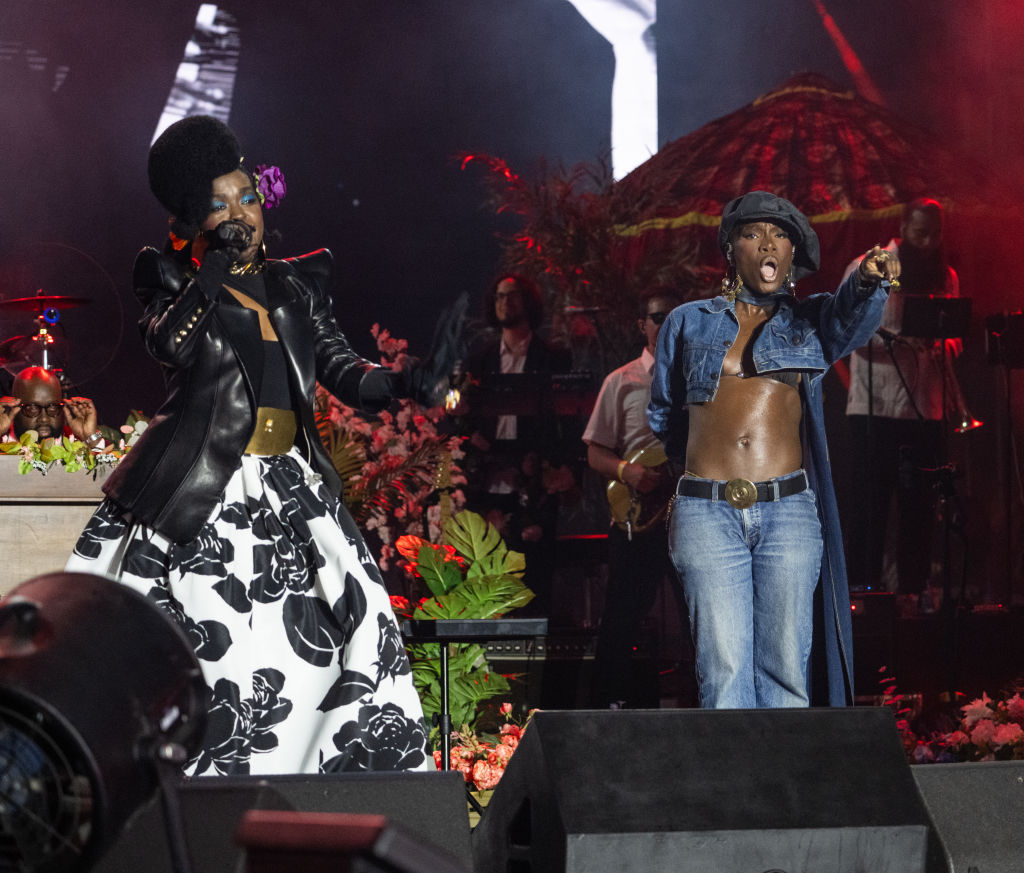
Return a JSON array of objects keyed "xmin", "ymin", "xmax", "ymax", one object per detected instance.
[{"xmin": 649, "ymin": 191, "xmax": 900, "ymax": 709}]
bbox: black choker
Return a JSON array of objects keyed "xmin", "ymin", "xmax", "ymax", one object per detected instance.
[{"xmin": 735, "ymin": 287, "xmax": 789, "ymax": 306}]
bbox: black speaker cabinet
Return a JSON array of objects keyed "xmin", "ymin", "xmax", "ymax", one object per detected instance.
[
  {"xmin": 235, "ymin": 810, "xmax": 471, "ymax": 873},
  {"xmin": 912, "ymin": 760, "xmax": 1024, "ymax": 873},
  {"xmin": 472, "ymin": 708, "xmax": 948, "ymax": 873},
  {"xmin": 92, "ymin": 771, "xmax": 471, "ymax": 873}
]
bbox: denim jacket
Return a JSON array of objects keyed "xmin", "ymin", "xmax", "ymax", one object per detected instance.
[{"xmin": 649, "ymin": 270, "xmax": 890, "ymax": 705}]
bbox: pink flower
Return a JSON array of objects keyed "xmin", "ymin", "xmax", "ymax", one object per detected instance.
[
  {"xmin": 991, "ymin": 722, "xmax": 1024, "ymax": 747},
  {"xmin": 1006, "ymin": 693, "xmax": 1024, "ymax": 724},
  {"xmin": 492, "ymin": 743, "xmax": 514, "ymax": 764},
  {"xmin": 500, "ymin": 702, "xmax": 513, "ymax": 716},
  {"xmin": 471, "ymin": 760, "xmax": 504, "ymax": 791},
  {"xmin": 970, "ymin": 719, "xmax": 997, "ymax": 746},
  {"xmin": 946, "ymin": 730, "xmax": 970, "ymax": 748}
]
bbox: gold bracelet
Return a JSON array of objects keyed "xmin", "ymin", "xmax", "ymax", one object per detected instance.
[{"xmin": 616, "ymin": 460, "xmax": 628, "ymax": 483}]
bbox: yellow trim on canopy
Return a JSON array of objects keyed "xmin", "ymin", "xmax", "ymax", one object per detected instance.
[
  {"xmin": 752, "ymin": 83, "xmax": 854, "ymax": 106},
  {"xmin": 614, "ymin": 203, "xmax": 907, "ymax": 237}
]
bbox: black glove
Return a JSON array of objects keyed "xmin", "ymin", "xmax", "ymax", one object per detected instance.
[
  {"xmin": 359, "ymin": 357, "xmax": 438, "ymax": 408},
  {"xmin": 358, "ymin": 293, "xmax": 469, "ymax": 410},
  {"xmin": 192, "ymin": 220, "xmax": 255, "ymax": 299},
  {"xmin": 202, "ymin": 219, "xmax": 254, "ymax": 262}
]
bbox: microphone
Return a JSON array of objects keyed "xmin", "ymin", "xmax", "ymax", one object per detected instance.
[{"xmin": 876, "ymin": 327, "xmax": 905, "ymax": 345}]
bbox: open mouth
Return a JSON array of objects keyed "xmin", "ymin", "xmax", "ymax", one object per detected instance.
[{"xmin": 759, "ymin": 256, "xmax": 779, "ymax": 282}]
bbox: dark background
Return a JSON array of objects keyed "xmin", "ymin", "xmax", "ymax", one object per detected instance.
[{"xmin": 3, "ymin": 1, "xmax": 1024, "ymax": 599}]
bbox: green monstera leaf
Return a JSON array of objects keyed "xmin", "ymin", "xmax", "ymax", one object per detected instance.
[
  {"xmin": 443, "ymin": 510, "xmax": 526, "ymax": 579},
  {"xmin": 397, "ymin": 509, "xmax": 534, "ymax": 746}
]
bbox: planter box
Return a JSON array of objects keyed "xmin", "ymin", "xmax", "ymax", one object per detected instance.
[
  {"xmin": 0, "ymin": 456, "xmax": 110, "ymax": 595},
  {"xmin": 0, "ymin": 455, "xmax": 111, "ymax": 501}
]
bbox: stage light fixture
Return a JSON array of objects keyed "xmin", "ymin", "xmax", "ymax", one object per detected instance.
[{"xmin": 0, "ymin": 572, "xmax": 206, "ymax": 873}]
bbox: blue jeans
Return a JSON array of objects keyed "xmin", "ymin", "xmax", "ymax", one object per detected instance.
[{"xmin": 668, "ymin": 470, "xmax": 823, "ymax": 709}]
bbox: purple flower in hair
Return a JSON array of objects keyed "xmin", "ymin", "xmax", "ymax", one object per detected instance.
[{"xmin": 255, "ymin": 164, "xmax": 287, "ymax": 209}]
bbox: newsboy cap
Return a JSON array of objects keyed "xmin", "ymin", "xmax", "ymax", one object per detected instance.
[{"xmin": 718, "ymin": 191, "xmax": 820, "ymax": 279}]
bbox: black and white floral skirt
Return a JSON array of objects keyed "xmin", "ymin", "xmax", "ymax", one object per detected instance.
[{"xmin": 66, "ymin": 448, "xmax": 429, "ymax": 777}]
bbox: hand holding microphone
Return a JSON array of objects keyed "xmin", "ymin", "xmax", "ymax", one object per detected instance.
[{"xmin": 191, "ymin": 219, "xmax": 255, "ymax": 272}]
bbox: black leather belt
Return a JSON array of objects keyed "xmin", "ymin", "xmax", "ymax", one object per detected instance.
[{"xmin": 675, "ymin": 470, "xmax": 808, "ymax": 510}]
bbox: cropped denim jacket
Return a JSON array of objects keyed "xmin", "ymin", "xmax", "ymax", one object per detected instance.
[{"xmin": 649, "ymin": 270, "xmax": 890, "ymax": 706}]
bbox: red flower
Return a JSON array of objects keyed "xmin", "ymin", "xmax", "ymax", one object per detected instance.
[{"xmin": 389, "ymin": 595, "xmax": 412, "ymax": 618}]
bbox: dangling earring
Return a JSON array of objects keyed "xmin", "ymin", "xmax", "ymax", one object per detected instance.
[
  {"xmin": 721, "ymin": 269, "xmax": 741, "ymax": 301},
  {"xmin": 721, "ymin": 244, "xmax": 740, "ymax": 300},
  {"xmin": 786, "ymin": 248, "xmax": 796, "ymax": 292}
]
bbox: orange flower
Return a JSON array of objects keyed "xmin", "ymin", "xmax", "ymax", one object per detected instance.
[{"xmin": 395, "ymin": 534, "xmax": 427, "ymax": 563}]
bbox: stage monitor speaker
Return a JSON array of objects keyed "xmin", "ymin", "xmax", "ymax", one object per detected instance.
[
  {"xmin": 472, "ymin": 708, "xmax": 948, "ymax": 873},
  {"xmin": 912, "ymin": 760, "xmax": 1024, "ymax": 873},
  {"xmin": 235, "ymin": 810, "xmax": 471, "ymax": 873},
  {"xmin": 92, "ymin": 771, "xmax": 471, "ymax": 873}
]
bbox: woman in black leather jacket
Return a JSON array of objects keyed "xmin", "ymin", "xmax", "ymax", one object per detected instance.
[{"xmin": 67, "ymin": 115, "xmax": 429, "ymax": 776}]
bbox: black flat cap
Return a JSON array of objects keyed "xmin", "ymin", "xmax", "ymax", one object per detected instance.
[{"xmin": 718, "ymin": 191, "xmax": 820, "ymax": 279}]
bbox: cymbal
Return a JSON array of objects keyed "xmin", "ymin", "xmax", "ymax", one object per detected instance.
[
  {"xmin": 0, "ymin": 294, "xmax": 92, "ymax": 311},
  {"xmin": 0, "ymin": 335, "xmax": 33, "ymax": 365}
]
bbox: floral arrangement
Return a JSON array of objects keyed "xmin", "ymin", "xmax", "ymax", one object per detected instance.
[
  {"xmin": 436, "ymin": 702, "xmax": 535, "ymax": 791},
  {"xmin": 314, "ymin": 324, "xmax": 466, "ymax": 570},
  {"xmin": 390, "ymin": 510, "xmax": 534, "ymax": 740},
  {"xmin": 878, "ymin": 671, "xmax": 1024, "ymax": 763},
  {"xmin": 0, "ymin": 413, "xmax": 148, "ymax": 475},
  {"xmin": 901, "ymin": 691, "xmax": 1024, "ymax": 764},
  {"xmin": 255, "ymin": 164, "xmax": 287, "ymax": 209}
]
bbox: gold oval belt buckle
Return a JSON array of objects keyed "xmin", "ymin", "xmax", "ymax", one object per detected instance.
[{"xmin": 724, "ymin": 478, "xmax": 758, "ymax": 509}]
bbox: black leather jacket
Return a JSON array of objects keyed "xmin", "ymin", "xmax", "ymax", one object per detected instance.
[{"xmin": 104, "ymin": 246, "xmax": 388, "ymax": 544}]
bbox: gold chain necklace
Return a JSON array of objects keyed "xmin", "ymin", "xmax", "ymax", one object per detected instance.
[{"xmin": 229, "ymin": 260, "xmax": 264, "ymax": 276}]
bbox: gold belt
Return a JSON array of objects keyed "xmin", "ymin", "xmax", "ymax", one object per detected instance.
[{"xmin": 244, "ymin": 407, "xmax": 297, "ymax": 456}]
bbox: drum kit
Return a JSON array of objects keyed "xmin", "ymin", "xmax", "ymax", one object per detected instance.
[{"xmin": 0, "ymin": 290, "xmax": 91, "ymax": 385}]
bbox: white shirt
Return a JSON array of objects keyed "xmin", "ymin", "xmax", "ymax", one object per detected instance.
[
  {"xmin": 583, "ymin": 347, "xmax": 662, "ymax": 455},
  {"xmin": 845, "ymin": 239, "xmax": 960, "ymax": 421},
  {"xmin": 495, "ymin": 331, "xmax": 531, "ymax": 440}
]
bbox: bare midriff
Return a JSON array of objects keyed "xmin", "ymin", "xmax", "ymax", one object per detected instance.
[{"xmin": 685, "ymin": 301, "xmax": 803, "ymax": 481}]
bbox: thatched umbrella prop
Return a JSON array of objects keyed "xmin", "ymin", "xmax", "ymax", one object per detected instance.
[{"xmin": 614, "ymin": 72, "xmax": 1003, "ymax": 294}]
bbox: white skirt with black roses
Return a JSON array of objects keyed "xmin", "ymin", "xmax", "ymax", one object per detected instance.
[{"xmin": 66, "ymin": 447, "xmax": 430, "ymax": 777}]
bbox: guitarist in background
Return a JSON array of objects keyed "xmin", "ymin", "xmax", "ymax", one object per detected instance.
[{"xmin": 583, "ymin": 288, "xmax": 688, "ymax": 708}]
